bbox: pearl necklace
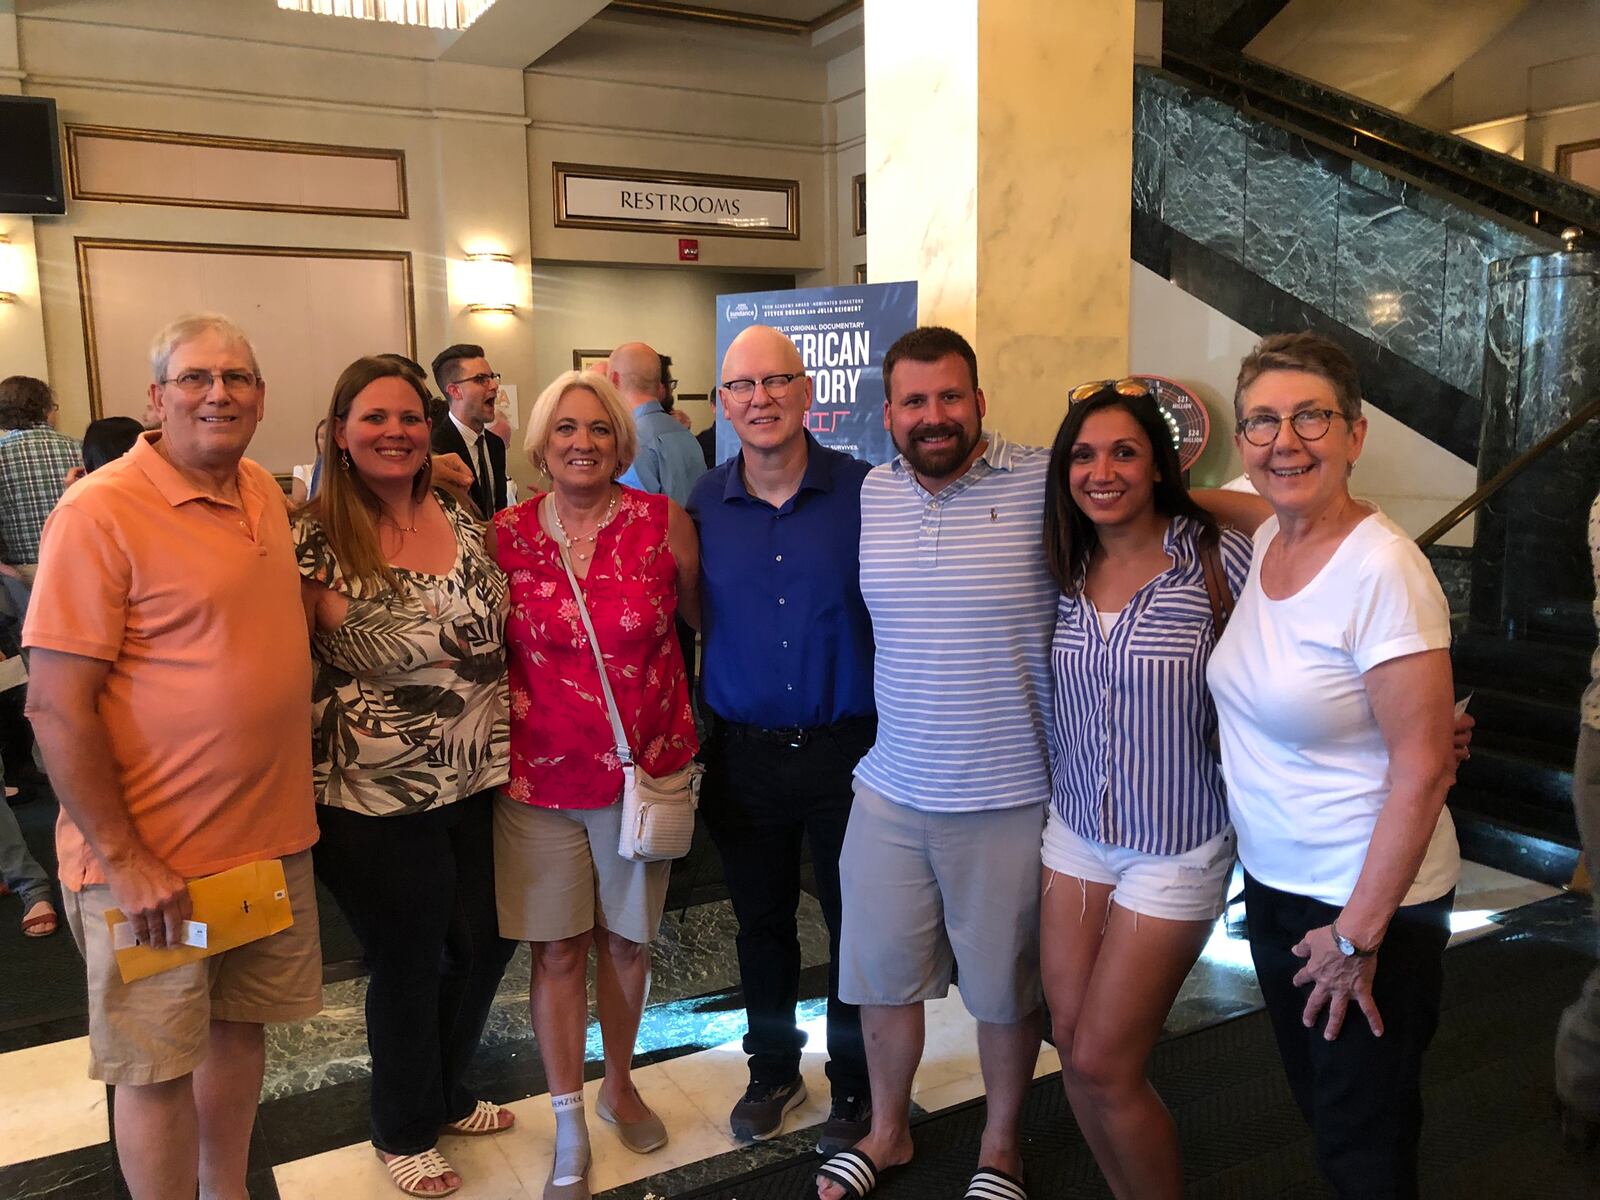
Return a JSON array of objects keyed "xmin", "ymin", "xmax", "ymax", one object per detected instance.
[{"xmin": 552, "ymin": 489, "xmax": 619, "ymax": 563}]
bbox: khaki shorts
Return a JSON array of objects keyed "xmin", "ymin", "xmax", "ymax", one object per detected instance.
[
  {"xmin": 63, "ymin": 850, "xmax": 323, "ymax": 1085},
  {"xmin": 837, "ymin": 781, "xmax": 1044, "ymax": 1025},
  {"xmin": 494, "ymin": 795, "xmax": 669, "ymax": 946}
]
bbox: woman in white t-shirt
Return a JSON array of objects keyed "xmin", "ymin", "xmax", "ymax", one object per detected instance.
[{"xmin": 1206, "ymin": 333, "xmax": 1459, "ymax": 1199}]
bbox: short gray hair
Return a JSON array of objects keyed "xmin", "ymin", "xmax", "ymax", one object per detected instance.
[{"xmin": 148, "ymin": 314, "xmax": 260, "ymax": 384}]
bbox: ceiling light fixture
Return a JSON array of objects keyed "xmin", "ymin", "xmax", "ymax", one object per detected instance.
[{"xmin": 276, "ymin": 0, "xmax": 497, "ymax": 32}]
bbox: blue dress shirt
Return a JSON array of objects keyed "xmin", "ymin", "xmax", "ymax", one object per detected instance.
[
  {"xmin": 619, "ymin": 401, "xmax": 707, "ymax": 508},
  {"xmin": 688, "ymin": 434, "xmax": 876, "ymax": 729}
]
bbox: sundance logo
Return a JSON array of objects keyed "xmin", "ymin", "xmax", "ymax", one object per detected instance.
[{"xmin": 725, "ymin": 302, "xmax": 760, "ymax": 322}]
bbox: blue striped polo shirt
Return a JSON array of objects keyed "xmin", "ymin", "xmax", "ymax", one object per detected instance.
[
  {"xmin": 855, "ymin": 431, "xmax": 1058, "ymax": 813},
  {"xmin": 1049, "ymin": 517, "xmax": 1253, "ymax": 854}
]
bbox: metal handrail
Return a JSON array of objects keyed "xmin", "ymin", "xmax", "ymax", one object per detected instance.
[{"xmin": 1416, "ymin": 394, "xmax": 1600, "ymax": 548}]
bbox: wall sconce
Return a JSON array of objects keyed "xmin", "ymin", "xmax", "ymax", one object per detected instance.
[
  {"xmin": 463, "ymin": 252, "xmax": 517, "ymax": 313},
  {"xmin": 0, "ymin": 236, "xmax": 20, "ymax": 304}
]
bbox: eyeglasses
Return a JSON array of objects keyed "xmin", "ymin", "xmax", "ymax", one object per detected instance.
[
  {"xmin": 455, "ymin": 372, "xmax": 501, "ymax": 388},
  {"xmin": 720, "ymin": 372, "xmax": 803, "ymax": 401},
  {"xmin": 662, "ymin": 378, "xmax": 679, "ymax": 393},
  {"xmin": 1236, "ymin": 408, "xmax": 1348, "ymax": 446},
  {"xmin": 1068, "ymin": 377, "xmax": 1151, "ymax": 404},
  {"xmin": 160, "ymin": 370, "xmax": 261, "ymax": 397}
]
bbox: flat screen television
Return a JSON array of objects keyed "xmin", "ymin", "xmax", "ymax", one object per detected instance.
[{"xmin": 0, "ymin": 96, "xmax": 66, "ymax": 215}]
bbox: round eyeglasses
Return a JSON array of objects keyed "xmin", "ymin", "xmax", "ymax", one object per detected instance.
[
  {"xmin": 1236, "ymin": 408, "xmax": 1348, "ymax": 446},
  {"xmin": 720, "ymin": 372, "xmax": 803, "ymax": 402}
]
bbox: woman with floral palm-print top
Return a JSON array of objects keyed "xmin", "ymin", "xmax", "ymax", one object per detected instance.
[
  {"xmin": 292, "ymin": 357, "xmax": 516, "ymax": 1198},
  {"xmin": 297, "ymin": 488, "xmax": 509, "ymax": 813}
]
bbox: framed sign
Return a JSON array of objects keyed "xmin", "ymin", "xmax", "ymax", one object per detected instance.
[
  {"xmin": 572, "ymin": 348, "xmax": 611, "ymax": 373},
  {"xmin": 852, "ymin": 173, "xmax": 866, "ymax": 236},
  {"xmin": 554, "ymin": 163, "xmax": 799, "ymax": 239}
]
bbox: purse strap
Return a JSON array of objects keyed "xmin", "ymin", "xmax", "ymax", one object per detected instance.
[
  {"xmin": 554, "ymin": 520, "xmax": 633, "ymax": 767},
  {"xmin": 1197, "ymin": 534, "xmax": 1234, "ymax": 639}
]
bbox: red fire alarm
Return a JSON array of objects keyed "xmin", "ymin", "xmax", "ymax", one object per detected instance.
[{"xmin": 678, "ymin": 238, "xmax": 700, "ymax": 262}]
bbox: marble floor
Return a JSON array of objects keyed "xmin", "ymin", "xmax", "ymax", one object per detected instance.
[{"xmin": 0, "ymin": 859, "xmax": 1580, "ymax": 1200}]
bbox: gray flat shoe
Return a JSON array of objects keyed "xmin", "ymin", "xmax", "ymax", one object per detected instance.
[
  {"xmin": 594, "ymin": 1092, "xmax": 668, "ymax": 1154},
  {"xmin": 543, "ymin": 1161, "xmax": 589, "ymax": 1200}
]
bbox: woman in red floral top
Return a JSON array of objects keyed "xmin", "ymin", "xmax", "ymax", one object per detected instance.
[{"xmin": 490, "ymin": 369, "xmax": 699, "ymax": 1200}]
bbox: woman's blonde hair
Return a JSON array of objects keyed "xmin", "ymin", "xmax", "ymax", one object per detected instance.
[
  {"xmin": 302, "ymin": 356, "xmax": 434, "ymax": 594},
  {"xmin": 523, "ymin": 370, "xmax": 637, "ymax": 476}
]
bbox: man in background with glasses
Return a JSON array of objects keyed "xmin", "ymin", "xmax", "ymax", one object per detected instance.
[
  {"xmin": 430, "ymin": 343, "xmax": 509, "ymax": 516},
  {"xmin": 689, "ymin": 325, "xmax": 875, "ymax": 1154},
  {"xmin": 24, "ymin": 313, "xmax": 322, "ymax": 1200}
]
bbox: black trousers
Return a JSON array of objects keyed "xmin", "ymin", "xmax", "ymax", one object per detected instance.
[
  {"xmin": 1244, "ymin": 871, "xmax": 1453, "ymax": 1200},
  {"xmin": 314, "ymin": 790, "xmax": 516, "ymax": 1155},
  {"xmin": 700, "ymin": 714, "xmax": 874, "ymax": 1097}
]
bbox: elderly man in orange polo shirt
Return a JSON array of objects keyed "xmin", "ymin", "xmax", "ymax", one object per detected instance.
[{"xmin": 24, "ymin": 314, "xmax": 321, "ymax": 1200}]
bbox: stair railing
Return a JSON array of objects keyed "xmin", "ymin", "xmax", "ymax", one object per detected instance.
[{"xmin": 1416, "ymin": 390, "xmax": 1600, "ymax": 549}]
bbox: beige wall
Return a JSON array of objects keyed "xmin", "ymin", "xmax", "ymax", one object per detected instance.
[
  {"xmin": 6, "ymin": 6, "xmax": 867, "ymax": 479},
  {"xmin": 10, "ymin": 9, "xmax": 537, "ymax": 473},
  {"xmin": 527, "ymin": 263, "xmax": 793, "ymax": 445},
  {"xmin": 1403, "ymin": 0, "xmax": 1600, "ymax": 176},
  {"xmin": 525, "ymin": 19, "xmax": 845, "ymax": 275}
]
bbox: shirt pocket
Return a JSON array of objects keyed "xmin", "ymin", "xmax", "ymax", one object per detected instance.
[{"xmin": 1126, "ymin": 608, "xmax": 1209, "ymax": 660}]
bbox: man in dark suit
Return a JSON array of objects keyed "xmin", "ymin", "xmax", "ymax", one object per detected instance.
[{"xmin": 429, "ymin": 343, "xmax": 508, "ymax": 516}]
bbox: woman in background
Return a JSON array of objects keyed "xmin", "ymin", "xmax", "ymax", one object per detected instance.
[{"xmin": 291, "ymin": 418, "xmax": 328, "ymax": 504}]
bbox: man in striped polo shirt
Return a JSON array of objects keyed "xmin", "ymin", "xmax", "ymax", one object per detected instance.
[{"xmin": 817, "ymin": 327, "xmax": 1056, "ymax": 1200}]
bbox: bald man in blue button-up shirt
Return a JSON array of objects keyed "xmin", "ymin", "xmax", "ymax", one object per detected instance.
[{"xmin": 688, "ymin": 325, "xmax": 875, "ymax": 1157}]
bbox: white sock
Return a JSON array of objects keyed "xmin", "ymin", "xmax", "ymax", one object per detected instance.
[{"xmin": 550, "ymin": 1091, "xmax": 590, "ymax": 1186}]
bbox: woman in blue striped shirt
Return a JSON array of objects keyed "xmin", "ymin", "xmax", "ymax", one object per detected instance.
[{"xmin": 1038, "ymin": 381, "xmax": 1251, "ymax": 1200}]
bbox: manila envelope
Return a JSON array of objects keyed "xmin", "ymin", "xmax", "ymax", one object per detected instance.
[{"xmin": 104, "ymin": 858, "xmax": 294, "ymax": 984}]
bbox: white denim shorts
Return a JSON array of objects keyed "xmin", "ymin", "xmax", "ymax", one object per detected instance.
[{"xmin": 1041, "ymin": 809, "xmax": 1235, "ymax": 923}]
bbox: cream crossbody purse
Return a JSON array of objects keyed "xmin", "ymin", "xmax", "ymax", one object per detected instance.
[{"xmin": 556, "ymin": 539, "xmax": 702, "ymax": 861}]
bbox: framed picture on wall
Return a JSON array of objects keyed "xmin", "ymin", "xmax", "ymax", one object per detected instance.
[
  {"xmin": 572, "ymin": 348, "xmax": 611, "ymax": 373},
  {"xmin": 854, "ymin": 263, "xmax": 867, "ymax": 285},
  {"xmin": 1555, "ymin": 138, "xmax": 1600, "ymax": 191},
  {"xmin": 852, "ymin": 173, "xmax": 866, "ymax": 236}
]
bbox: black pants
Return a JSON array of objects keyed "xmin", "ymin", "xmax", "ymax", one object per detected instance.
[
  {"xmin": 1244, "ymin": 871, "xmax": 1453, "ymax": 1200},
  {"xmin": 700, "ymin": 714, "xmax": 874, "ymax": 1097},
  {"xmin": 314, "ymin": 791, "xmax": 516, "ymax": 1155}
]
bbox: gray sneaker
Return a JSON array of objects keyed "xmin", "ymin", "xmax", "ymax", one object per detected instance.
[{"xmin": 729, "ymin": 1077, "xmax": 807, "ymax": 1141}]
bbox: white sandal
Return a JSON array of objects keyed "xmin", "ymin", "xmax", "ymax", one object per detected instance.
[
  {"xmin": 377, "ymin": 1147, "xmax": 460, "ymax": 1197},
  {"xmin": 442, "ymin": 1098, "xmax": 514, "ymax": 1136}
]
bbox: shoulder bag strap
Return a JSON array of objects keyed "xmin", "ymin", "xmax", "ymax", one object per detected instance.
[
  {"xmin": 1198, "ymin": 536, "xmax": 1234, "ymax": 639},
  {"xmin": 554, "ymin": 525, "xmax": 633, "ymax": 767}
]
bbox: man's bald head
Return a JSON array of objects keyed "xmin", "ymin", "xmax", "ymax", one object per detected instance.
[
  {"xmin": 718, "ymin": 325, "xmax": 812, "ymax": 456},
  {"xmin": 721, "ymin": 325, "xmax": 804, "ymax": 381},
  {"xmin": 609, "ymin": 342, "xmax": 661, "ymax": 402}
]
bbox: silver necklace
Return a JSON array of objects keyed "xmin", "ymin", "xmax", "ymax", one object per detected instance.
[{"xmin": 552, "ymin": 489, "xmax": 619, "ymax": 563}]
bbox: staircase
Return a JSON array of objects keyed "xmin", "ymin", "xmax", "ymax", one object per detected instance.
[
  {"xmin": 1450, "ymin": 633, "xmax": 1587, "ymax": 883},
  {"xmin": 1140, "ymin": 20, "xmax": 1600, "ymax": 884}
]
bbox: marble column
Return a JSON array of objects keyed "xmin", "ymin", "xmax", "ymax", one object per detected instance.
[
  {"xmin": 1471, "ymin": 249, "xmax": 1600, "ymax": 642},
  {"xmin": 864, "ymin": 0, "xmax": 1134, "ymax": 448}
]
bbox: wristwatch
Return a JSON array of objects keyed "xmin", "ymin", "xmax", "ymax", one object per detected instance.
[{"xmin": 1331, "ymin": 921, "xmax": 1378, "ymax": 958}]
